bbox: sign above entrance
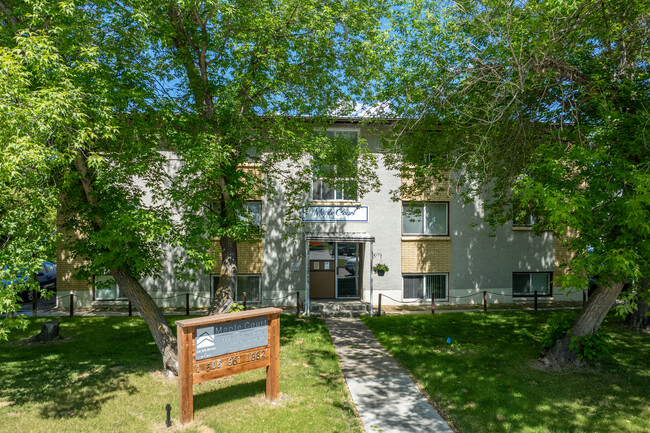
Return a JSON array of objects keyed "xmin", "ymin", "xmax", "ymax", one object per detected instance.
[{"xmin": 303, "ymin": 206, "xmax": 369, "ymax": 222}]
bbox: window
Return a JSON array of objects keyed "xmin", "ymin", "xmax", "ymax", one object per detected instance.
[
  {"xmin": 402, "ymin": 202, "xmax": 449, "ymax": 235},
  {"xmin": 513, "ymin": 214, "xmax": 536, "ymax": 227},
  {"xmin": 241, "ymin": 201, "xmax": 261, "ymax": 227},
  {"xmin": 512, "ymin": 272, "xmax": 552, "ymax": 296},
  {"xmin": 211, "ymin": 274, "xmax": 261, "ymax": 304},
  {"xmin": 311, "ymin": 131, "xmax": 359, "ymax": 201},
  {"xmin": 403, "ymin": 274, "xmax": 448, "ymax": 300},
  {"xmin": 94, "ymin": 275, "xmax": 127, "ymax": 300}
]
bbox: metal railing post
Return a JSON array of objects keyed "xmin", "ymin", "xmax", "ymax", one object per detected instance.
[
  {"xmin": 483, "ymin": 291, "xmax": 487, "ymax": 312},
  {"xmin": 378, "ymin": 293, "xmax": 382, "ymax": 317},
  {"xmin": 186, "ymin": 293, "xmax": 190, "ymax": 316},
  {"xmin": 296, "ymin": 291, "xmax": 300, "ymax": 316},
  {"xmin": 534, "ymin": 291, "xmax": 538, "ymax": 311},
  {"xmin": 69, "ymin": 293, "xmax": 74, "ymax": 317},
  {"xmin": 243, "ymin": 292, "xmax": 247, "ymax": 311}
]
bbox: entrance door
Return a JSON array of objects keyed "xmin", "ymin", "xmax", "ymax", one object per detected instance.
[
  {"xmin": 336, "ymin": 242, "xmax": 360, "ymax": 297},
  {"xmin": 309, "ymin": 241, "xmax": 335, "ymax": 299},
  {"xmin": 309, "ymin": 241, "xmax": 361, "ymax": 299}
]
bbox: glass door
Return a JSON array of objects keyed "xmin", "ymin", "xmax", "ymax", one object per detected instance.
[{"xmin": 336, "ymin": 242, "xmax": 359, "ymax": 297}]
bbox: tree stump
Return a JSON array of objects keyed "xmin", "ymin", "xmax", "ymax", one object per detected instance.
[{"xmin": 29, "ymin": 320, "xmax": 62, "ymax": 343}]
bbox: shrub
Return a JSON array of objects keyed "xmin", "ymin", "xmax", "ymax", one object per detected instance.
[
  {"xmin": 540, "ymin": 312, "xmax": 611, "ymax": 362},
  {"xmin": 570, "ymin": 333, "xmax": 611, "ymax": 362},
  {"xmin": 540, "ymin": 313, "xmax": 574, "ymax": 351}
]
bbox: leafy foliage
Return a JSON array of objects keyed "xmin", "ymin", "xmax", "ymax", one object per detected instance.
[
  {"xmin": 570, "ymin": 332, "xmax": 611, "ymax": 363},
  {"xmin": 382, "ymin": 1, "xmax": 650, "ymax": 353},
  {"xmin": 540, "ymin": 312, "xmax": 574, "ymax": 352}
]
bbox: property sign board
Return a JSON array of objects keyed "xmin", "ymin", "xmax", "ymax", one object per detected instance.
[
  {"xmin": 176, "ymin": 308, "xmax": 281, "ymax": 424},
  {"xmin": 302, "ymin": 205, "xmax": 369, "ymax": 222},
  {"xmin": 196, "ymin": 317, "xmax": 268, "ymax": 360}
]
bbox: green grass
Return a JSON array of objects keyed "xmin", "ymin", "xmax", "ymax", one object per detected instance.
[
  {"xmin": 0, "ymin": 315, "xmax": 361, "ymax": 433},
  {"xmin": 362, "ymin": 311, "xmax": 650, "ymax": 433}
]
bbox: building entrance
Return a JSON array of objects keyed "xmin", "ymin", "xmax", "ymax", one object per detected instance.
[{"xmin": 309, "ymin": 241, "xmax": 361, "ymax": 299}]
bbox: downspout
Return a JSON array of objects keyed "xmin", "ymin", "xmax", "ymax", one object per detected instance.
[
  {"xmin": 369, "ymin": 241, "xmax": 374, "ymax": 317},
  {"xmin": 305, "ymin": 233, "xmax": 310, "ymax": 316}
]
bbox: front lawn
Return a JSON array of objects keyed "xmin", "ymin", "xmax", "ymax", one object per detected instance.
[
  {"xmin": 0, "ymin": 315, "xmax": 360, "ymax": 433},
  {"xmin": 362, "ymin": 310, "xmax": 650, "ymax": 433}
]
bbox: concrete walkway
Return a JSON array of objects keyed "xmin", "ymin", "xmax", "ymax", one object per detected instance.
[{"xmin": 325, "ymin": 318, "xmax": 454, "ymax": 433}]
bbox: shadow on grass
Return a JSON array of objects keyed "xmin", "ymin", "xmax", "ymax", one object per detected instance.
[
  {"xmin": 0, "ymin": 316, "xmax": 165, "ymax": 419},
  {"xmin": 362, "ymin": 310, "xmax": 650, "ymax": 433},
  {"xmin": 194, "ymin": 379, "xmax": 267, "ymax": 410}
]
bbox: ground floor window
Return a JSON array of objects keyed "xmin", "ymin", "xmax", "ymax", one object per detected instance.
[
  {"xmin": 512, "ymin": 272, "xmax": 552, "ymax": 296},
  {"xmin": 94, "ymin": 275, "xmax": 127, "ymax": 300},
  {"xmin": 403, "ymin": 274, "xmax": 448, "ymax": 300},
  {"xmin": 211, "ymin": 274, "xmax": 262, "ymax": 304}
]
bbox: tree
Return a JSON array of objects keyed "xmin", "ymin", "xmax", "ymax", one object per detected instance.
[
  {"xmin": 129, "ymin": 0, "xmax": 389, "ymax": 314},
  {"xmin": 0, "ymin": 1, "xmax": 180, "ymax": 374},
  {"xmin": 385, "ymin": 0, "xmax": 650, "ymax": 366}
]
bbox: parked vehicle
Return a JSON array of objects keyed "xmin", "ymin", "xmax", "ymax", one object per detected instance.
[{"xmin": 2, "ymin": 262, "xmax": 57, "ymax": 302}]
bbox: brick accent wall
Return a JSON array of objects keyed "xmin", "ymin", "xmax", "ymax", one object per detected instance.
[
  {"xmin": 401, "ymin": 239, "xmax": 451, "ymax": 273},
  {"xmin": 401, "ymin": 170, "xmax": 452, "ymax": 202},
  {"xmin": 553, "ymin": 228, "xmax": 577, "ymax": 277},
  {"xmin": 56, "ymin": 245, "xmax": 92, "ymax": 292},
  {"xmin": 56, "ymin": 208, "xmax": 92, "ymax": 293},
  {"xmin": 241, "ymin": 164, "xmax": 263, "ymax": 201},
  {"xmin": 212, "ymin": 241, "xmax": 264, "ymax": 274}
]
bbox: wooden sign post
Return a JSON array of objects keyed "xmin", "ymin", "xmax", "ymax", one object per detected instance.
[{"xmin": 175, "ymin": 307, "xmax": 281, "ymax": 424}]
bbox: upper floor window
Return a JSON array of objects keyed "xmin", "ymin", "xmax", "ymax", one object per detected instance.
[
  {"xmin": 311, "ymin": 130, "xmax": 359, "ymax": 202},
  {"xmin": 402, "ymin": 202, "xmax": 449, "ymax": 236},
  {"xmin": 241, "ymin": 201, "xmax": 261, "ymax": 228}
]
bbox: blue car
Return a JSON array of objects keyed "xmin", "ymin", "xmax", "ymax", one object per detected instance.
[{"xmin": 2, "ymin": 261, "xmax": 57, "ymax": 302}]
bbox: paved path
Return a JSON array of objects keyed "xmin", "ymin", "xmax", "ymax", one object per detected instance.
[{"xmin": 325, "ymin": 318, "xmax": 454, "ymax": 433}]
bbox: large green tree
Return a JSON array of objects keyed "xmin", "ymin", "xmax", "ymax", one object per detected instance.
[
  {"xmin": 385, "ymin": 0, "xmax": 650, "ymax": 366},
  {"xmin": 0, "ymin": 1, "xmax": 181, "ymax": 374},
  {"xmin": 131, "ymin": 0, "xmax": 388, "ymax": 314}
]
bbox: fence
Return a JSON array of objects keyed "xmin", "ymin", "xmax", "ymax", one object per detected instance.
[
  {"xmin": 53, "ymin": 291, "xmax": 302, "ymax": 318},
  {"xmin": 376, "ymin": 289, "xmax": 588, "ymax": 317}
]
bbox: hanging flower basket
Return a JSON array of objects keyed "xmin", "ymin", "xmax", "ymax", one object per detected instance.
[{"xmin": 373, "ymin": 263, "xmax": 389, "ymax": 276}]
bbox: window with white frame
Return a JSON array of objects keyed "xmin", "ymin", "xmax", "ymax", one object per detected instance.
[
  {"xmin": 241, "ymin": 201, "xmax": 261, "ymax": 227},
  {"xmin": 512, "ymin": 272, "xmax": 552, "ymax": 296},
  {"xmin": 211, "ymin": 274, "xmax": 261, "ymax": 303},
  {"xmin": 311, "ymin": 130, "xmax": 359, "ymax": 201},
  {"xmin": 403, "ymin": 274, "xmax": 448, "ymax": 300},
  {"xmin": 94, "ymin": 275, "xmax": 127, "ymax": 300},
  {"xmin": 402, "ymin": 202, "xmax": 449, "ymax": 235}
]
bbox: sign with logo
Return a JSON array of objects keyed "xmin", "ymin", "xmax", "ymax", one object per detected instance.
[
  {"xmin": 303, "ymin": 206, "xmax": 369, "ymax": 222},
  {"xmin": 196, "ymin": 317, "xmax": 268, "ymax": 360},
  {"xmin": 176, "ymin": 308, "xmax": 281, "ymax": 424}
]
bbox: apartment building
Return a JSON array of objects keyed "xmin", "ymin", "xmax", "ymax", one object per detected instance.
[{"xmin": 56, "ymin": 119, "xmax": 581, "ymax": 312}]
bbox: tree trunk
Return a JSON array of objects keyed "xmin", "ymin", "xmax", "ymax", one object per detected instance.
[
  {"xmin": 626, "ymin": 298, "xmax": 650, "ymax": 330},
  {"xmin": 208, "ymin": 236, "xmax": 238, "ymax": 315},
  {"xmin": 626, "ymin": 279, "xmax": 650, "ymax": 330},
  {"xmin": 111, "ymin": 269, "xmax": 178, "ymax": 376},
  {"xmin": 540, "ymin": 281, "xmax": 623, "ymax": 368}
]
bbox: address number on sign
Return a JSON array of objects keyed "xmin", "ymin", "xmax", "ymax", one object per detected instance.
[{"xmin": 195, "ymin": 349, "xmax": 268, "ymax": 374}]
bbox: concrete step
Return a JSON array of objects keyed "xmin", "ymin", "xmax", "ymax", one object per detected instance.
[{"xmin": 310, "ymin": 301, "xmax": 370, "ymax": 317}]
